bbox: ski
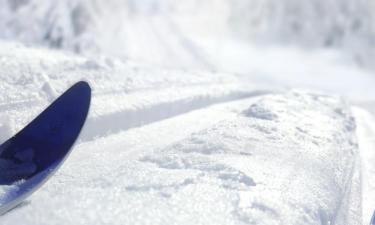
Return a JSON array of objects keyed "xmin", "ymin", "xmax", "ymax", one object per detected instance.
[{"xmin": 0, "ymin": 81, "xmax": 91, "ymax": 215}]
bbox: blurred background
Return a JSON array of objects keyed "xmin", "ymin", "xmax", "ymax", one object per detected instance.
[
  {"xmin": 0, "ymin": 0, "xmax": 374, "ymax": 68},
  {"xmin": 0, "ymin": 0, "xmax": 375, "ymax": 99}
]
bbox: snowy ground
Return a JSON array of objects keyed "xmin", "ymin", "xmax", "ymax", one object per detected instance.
[{"xmin": 0, "ymin": 0, "xmax": 375, "ymax": 224}]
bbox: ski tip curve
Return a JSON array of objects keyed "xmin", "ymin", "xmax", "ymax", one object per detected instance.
[
  {"xmin": 73, "ymin": 80, "xmax": 91, "ymax": 92},
  {"xmin": 69, "ymin": 81, "xmax": 92, "ymax": 101},
  {"xmin": 0, "ymin": 81, "xmax": 92, "ymax": 215},
  {"xmin": 0, "ymin": 80, "xmax": 92, "ymax": 183}
]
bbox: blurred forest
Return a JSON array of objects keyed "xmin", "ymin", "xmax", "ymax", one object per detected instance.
[{"xmin": 0, "ymin": 0, "xmax": 373, "ymax": 68}]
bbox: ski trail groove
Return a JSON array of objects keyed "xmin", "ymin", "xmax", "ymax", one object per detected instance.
[{"xmin": 80, "ymin": 89, "xmax": 270, "ymax": 142}]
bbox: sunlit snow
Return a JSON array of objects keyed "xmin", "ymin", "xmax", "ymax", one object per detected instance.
[{"xmin": 0, "ymin": 0, "xmax": 374, "ymax": 224}]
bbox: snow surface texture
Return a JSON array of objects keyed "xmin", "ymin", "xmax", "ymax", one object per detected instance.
[
  {"xmin": 0, "ymin": 91, "xmax": 361, "ymax": 225},
  {"xmin": 0, "ymin": 0, "xmax": 375, "ymax": 224},
  {"xmin": 0, "ymin": 41, "xmax": 271, "ymax": 143}
]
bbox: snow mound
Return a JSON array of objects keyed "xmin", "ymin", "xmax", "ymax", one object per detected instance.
[{"xmin": 138, "ymin": 91, "xmax": 360, "ymax": 225}]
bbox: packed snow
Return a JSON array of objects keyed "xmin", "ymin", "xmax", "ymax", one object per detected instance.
[
  {"xmin": 0, "ymin": 0, "xmax": 374, "ymax": 224},
  {"xmin": 0, "ymin": 91, "xmax": 362, "ymax": 225}
]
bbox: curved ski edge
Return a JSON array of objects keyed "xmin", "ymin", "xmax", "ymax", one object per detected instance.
[{"xmin": 0, "ymin": 81, "xmax": 91, "ymax": 215}]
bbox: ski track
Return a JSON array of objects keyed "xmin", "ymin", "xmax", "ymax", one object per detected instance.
[
  {"xmin": 0, "ymin": 35, "xmax": 368, "ymax": 225},
  {"xmin": 0, "ymin": 41, "xmax": 278, "ymax": 143},
  {"xmin": 0, "ymin": 96, "xmax": 264, "ymax": 225},
  {"xmin": 0, "ymin": 91, "xmax": 361, "ymax": 225},
  {"xmin": 82, "ymin": 87, "xmax": 269, "ymax": 142},
  {"xmin": 0, "ymin": 67, "xmax": 364, "ymax": 224},
  {"xmin": 0, "ymin": 2, "xmax": 373, "ymax": 224}
]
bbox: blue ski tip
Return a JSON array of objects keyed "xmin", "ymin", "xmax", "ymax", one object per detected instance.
[
  {"xmin": 0, "ymin": 81, "xmax": 91, "ymax": 214},
  {"xmin": 371, "ymin": 211, "xmax": 375, "ymax": 225}
]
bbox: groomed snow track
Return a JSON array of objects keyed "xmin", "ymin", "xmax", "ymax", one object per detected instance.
[
  {"xmin": 0, "ymin": 43, "xmax": 363, "ymax": 224},
  {"xmin": 0, "ymin": 1, "xmax": 373, "ymax": 223}
]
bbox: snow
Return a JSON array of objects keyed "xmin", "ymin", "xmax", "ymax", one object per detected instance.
[
  {"xmin": 352, "ymin": 108, "xmax": 375, "ymax": 224},
  {"xmin": 0, "ymin": 0, "xmax": 374, "ymax": 224},
  {"xmin": 141, "ymin": 91, "xmax": 360, "ymax": 225},
  {"xmin": 0, "ymin": 92, "xmax": 361, "ymax": 225},
  {"xmin": 1, "ymin": 0, "xmax": 374, "ymax": 68}
]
